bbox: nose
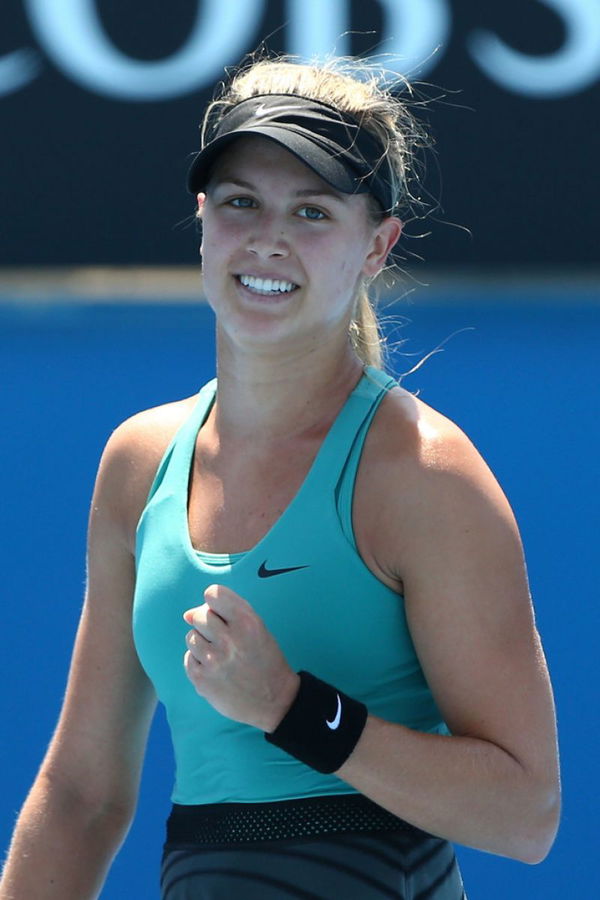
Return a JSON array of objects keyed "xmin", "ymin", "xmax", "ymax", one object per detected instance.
[{"xmin": 246, "ymin": 211, "xmax": 289, "ymax": 259}]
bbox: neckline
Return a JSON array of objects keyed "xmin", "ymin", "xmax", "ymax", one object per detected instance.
[
  {"xmin": 180, "ymin": 366, "xmax": 387, "ymax": 572},
  {"xmin": 195, "ymin": 548, "xmax": 247, "ymax": 565}
]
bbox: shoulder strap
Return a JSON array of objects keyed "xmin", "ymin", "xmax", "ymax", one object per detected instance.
[
  {"xmin": 144, "ymin": 378, "xmax": 217, "ymax": 504},
  {"xmin": 335, "ymin": 368, "xmax": 397, "ymax": 547},
  {"xmin": 302, "ymin": 366, "xmax": 397, "ymax": 493}
]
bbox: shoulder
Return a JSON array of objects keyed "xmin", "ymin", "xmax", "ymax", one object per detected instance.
[
  {"xmin": 357, "ymin": 383, "xmax": 518, "ymax": 585},
  {"xmin": 93, "ymin": 394, "xmax": 198, "ymax": 553},
  {"xmin": 365, "ymin": 382, "xmax": 506, "ymax": 499}
]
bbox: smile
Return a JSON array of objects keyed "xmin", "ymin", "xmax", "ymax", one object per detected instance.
[{"xmin": 237, "ymin": 274, "xmax": 298, "ymax": 295}]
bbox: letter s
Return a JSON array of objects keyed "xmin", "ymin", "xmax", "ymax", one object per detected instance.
[
  {"xmin": 468, "ymin": 0, "xmax": 600, "ymax": 97},
  {"xmin": 24, "ymin": 0, "xmax": 264, "ymax": 101}
]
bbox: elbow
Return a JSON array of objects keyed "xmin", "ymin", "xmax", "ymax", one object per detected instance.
[
  {"xmin": 521, "ymin": 817, "xmax": 560, "ymax": 866},
  {"xmin": 512, "ymin": 785, "xmax": 561, "ymax": 865},
  {"xmin": 41, "ymin": 767, "xmax": 137, "ymax": 835}
]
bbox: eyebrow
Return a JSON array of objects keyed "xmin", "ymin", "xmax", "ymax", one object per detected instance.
[{"xmin": 211, "ymin": 176, "xmax": 346, "ymax": 201}]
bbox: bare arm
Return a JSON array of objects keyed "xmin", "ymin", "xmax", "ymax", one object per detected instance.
[
  {"xmin": 0, "ymin": 416, "xmax": 164, "ymax": 899},
  {"xmin": 337, "ymin": 412, "xmax": 561, "ymax": 863}
]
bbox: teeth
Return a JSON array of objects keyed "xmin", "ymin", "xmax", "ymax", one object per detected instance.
[{"xmin": 239, "ymin": 274, "xmax": 297, "ymax": 294}]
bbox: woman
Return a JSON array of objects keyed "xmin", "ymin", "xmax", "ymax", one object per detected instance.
[{"xmin": 0, "ymin": 58, "xmax": 560, "ymax": 899}]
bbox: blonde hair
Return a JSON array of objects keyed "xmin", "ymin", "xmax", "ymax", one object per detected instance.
[{"xmin": 201, "ymin": 56, "xmax": 427, "ymax": 369}]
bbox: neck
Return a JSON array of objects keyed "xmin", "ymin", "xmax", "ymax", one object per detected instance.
[{"xmin": 208, "ymin": 329, "xmax": 365, "ymax": 445}]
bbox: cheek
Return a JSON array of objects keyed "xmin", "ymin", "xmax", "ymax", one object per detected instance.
[
  {"xmin": 198, "ymin": 230, "xmax": 227, "ymax": 302},
  {"xmin": 308, "ymin": 226, "xmax": 364, "ymax": 273},
  {"xmin": 202, "ymin": 216, "xmax": 252, "ymax": 274},
  {"xmin": 324, "ymin": 238, "xmax": 368, "ymax": 290},
  {"xmin": 199, "ymin": 221, "xmax": 231, "ymax": 271},
  {"xmin": 337, "ymin": 256, "xmax": 355, "ymax": 280}
]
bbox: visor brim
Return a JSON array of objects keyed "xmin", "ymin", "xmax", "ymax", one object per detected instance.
[{"xmin": 187, "ymin": 126, "xmax": 366, "ymax": 197}]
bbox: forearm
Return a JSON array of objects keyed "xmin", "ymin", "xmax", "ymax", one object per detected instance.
[
  {"xmin": 0, "ymin": 775, "xmax": 132, "ymax": 900},
  {"xmin": 336, "ymin": 716, "xmax": 559, "ymax": 864}
]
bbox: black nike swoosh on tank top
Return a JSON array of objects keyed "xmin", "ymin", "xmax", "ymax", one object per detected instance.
[{"xmin": 258, "ymin": 561, "xmax": 309, "ymax": 578}]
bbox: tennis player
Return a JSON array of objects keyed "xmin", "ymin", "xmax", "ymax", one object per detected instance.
[{"xmin": 0, "ymin": 56, "xmax": 560, "ymax": 899}]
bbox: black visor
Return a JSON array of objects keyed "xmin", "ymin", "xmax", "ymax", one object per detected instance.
[{"xmin": 187, "ymin": 94, "xmax": 399, "ymax": 214}]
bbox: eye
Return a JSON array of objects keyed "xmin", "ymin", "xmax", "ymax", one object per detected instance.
[
  {"xmin": 228, "ymin": 196, "xmax": 257, "ymax": 209},
  {"xmin": 297, "ymin": 206, "xmax": 327, "ymax": 220}
]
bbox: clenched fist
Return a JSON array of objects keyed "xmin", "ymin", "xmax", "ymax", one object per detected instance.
[{"xmin": 184, "ymin": 584, "xmax": 300, "ymax": 732}]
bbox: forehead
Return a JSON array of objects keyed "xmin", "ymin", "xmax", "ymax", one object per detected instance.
[{"xmin": 208, "ymin": 135, "xmax": 341, "ymax": 194}]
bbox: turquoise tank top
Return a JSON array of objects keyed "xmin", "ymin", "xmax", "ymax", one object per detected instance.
[{"xmin": 133, "ymin": 366, "xmax": 447, "ymax": 805}]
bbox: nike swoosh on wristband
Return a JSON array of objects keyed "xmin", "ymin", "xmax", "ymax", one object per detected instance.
[
  {"xmin": 326, "ymin": 694, "xmax": 342, "ymax": 730},
  {"xmin": 258, "ymin": 561, "xmax": 309, "ymax": 578}
]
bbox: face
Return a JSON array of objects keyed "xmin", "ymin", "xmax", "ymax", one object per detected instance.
[{"xmin": 198, "ymin": 136, "xmax": 401, "ymax": 356}]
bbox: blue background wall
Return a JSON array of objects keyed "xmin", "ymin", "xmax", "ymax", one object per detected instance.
[{"xmin": 1, "ymin": 284, "xmax": 598, "ymax": 898}]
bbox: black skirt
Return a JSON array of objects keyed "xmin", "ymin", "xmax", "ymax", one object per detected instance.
[{"xmin": 160, "ymin": 794, "xmax": 467, "ymax": 899}]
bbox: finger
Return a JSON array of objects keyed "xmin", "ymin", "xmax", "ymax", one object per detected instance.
[
  {"xmin": 203, "ymin": 583, "xmax": 250, "ymax": 622},
  {"xmin": 184, "ymin": 649, "xmax": 203, "ymax": 683},
  {"xmin": 186, "ymin": 630, "xmax": 223, "ymax": 671},
  {"xmin": 185, "ymin": 628, "xmax": 210, "ymax": 661},
  {"xmin": 183, "ymin": 606, "xmax": 227, "ymax": 644},
  {"xmin": 183, "ymin": 602, "xmax": 209, "ymax": 627}
]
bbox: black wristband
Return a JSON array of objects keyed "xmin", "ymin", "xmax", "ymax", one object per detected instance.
[{"xmin": 265, "ymin": 671, "xmax": 368, "ymax": 774}]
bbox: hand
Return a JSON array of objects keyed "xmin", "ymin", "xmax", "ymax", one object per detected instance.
[{"xmin": 183, "ymin": 584, "xmax": 300, "ymax": 732}]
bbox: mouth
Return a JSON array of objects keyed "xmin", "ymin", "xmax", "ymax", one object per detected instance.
[{"xmin": 236, "ymin": 274, "xmax": 299, "ymax": 296}]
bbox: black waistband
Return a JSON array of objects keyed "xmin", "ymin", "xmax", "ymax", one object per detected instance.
[{"xmin": 165, "ymin": 794, "xmax": 422, "ymax": 847}]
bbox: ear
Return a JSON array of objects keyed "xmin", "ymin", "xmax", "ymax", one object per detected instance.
[
  {"xmin": 362, "ymin": 217, "xmax": 403, "ymax": 278},
  {"xmin": 196, "ymin": 193, "xmax": 206, "ymax": 259}
]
